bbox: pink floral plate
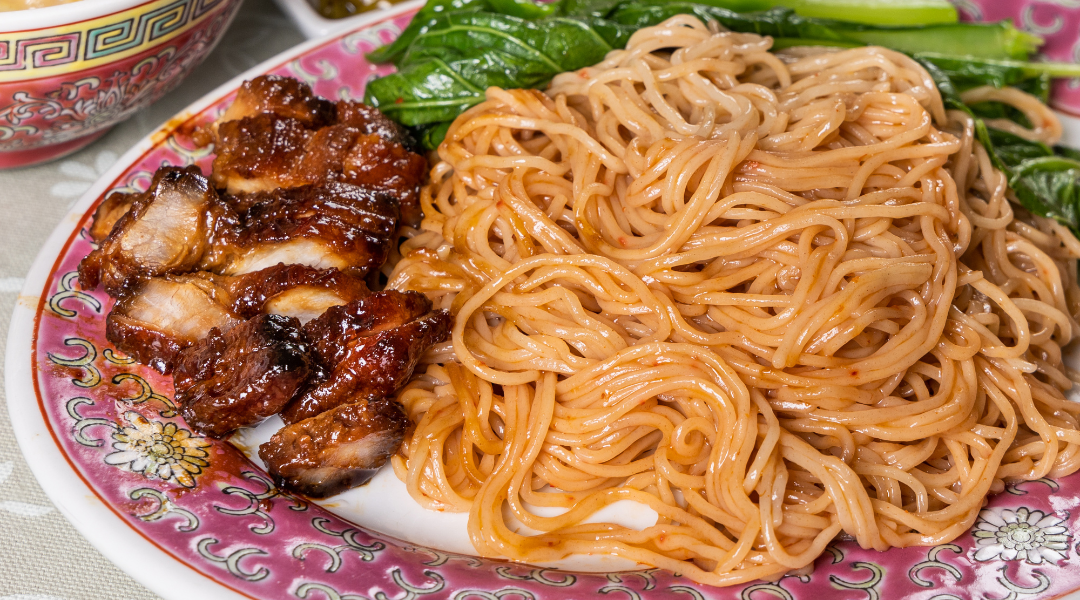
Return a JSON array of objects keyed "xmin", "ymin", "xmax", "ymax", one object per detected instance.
[{"xmin": 9, "ymin": 2, "xmax": 1080, "ymax": 599}]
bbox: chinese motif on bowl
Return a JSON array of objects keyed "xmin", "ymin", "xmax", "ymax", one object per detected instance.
[{"xmin": 0, "ymin": 0, "xmax": 243, "ymax": 169}]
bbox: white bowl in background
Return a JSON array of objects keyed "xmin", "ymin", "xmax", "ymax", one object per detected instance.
[{"xmin": 273, "ymin": 0, "xmax": 422, "ymax": 38}]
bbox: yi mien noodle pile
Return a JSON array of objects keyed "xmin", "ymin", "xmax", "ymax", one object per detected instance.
[{"xmin": 384, "ymin": 15, "xmax": 1080, "ymax": 585}]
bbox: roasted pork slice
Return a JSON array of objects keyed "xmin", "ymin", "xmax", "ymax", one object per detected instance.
[
  {"xmin": 213, "ymin": 75, "xmax": 410, "ymax": 147},
  {"xmin": 211, "ymin": 114, "xmax": 314, "ymax": 195},
  {"xmin": 80, "ymin": 166, "xmax": 236, "ymax": 297},
  {"xmin": 88, "ymin": 191, "xmax": 138, "ymax": 243},
  {"xmin": 214, "ymin": 121, "xmax": 366, "ymax": 196},
  {"xmin": 106, "ymin": 275, "xmax": 243, "ymax": 373},
  {"xmin": 106, "ymin": 264, "xmax": 370, "ymax": 373},
  {"xmin": 259, "ymin": 399, "xmax": 409, "ymax": 498},
  {"xmin": 219, "ymin": 75, "xmax": 334, "ymax": 129},
  {"xmin": 210, "ymin": 112, "xmax": 426, "ymax": 219},
  {"xmin": 219, "ymin": 182, "xmax": 400, "ymax": 276},
  {"xmin": 205, "ymin": 75, "xmax": 427, "ymax": 221},
  {"xmin": 173, "ymin": 314, "xmax": 311, "ymax": 438},
  {"xmin": 83, "ymin": 169, "xmax": 398, "ymax": 285},
  {"xmin": 335, "ymin": 100, "xmax": 414, "ymax": 150},
  {"xmin": 302, "ymin": 290, "xmax": 433, "ymax": 367},
  {"xmin": 342, "ymin": 133, "xmax": 426, "ymax": 228},
  {"xmin": 289, "ymin": 125, "xmax": 363, "ymax": 191},
  {"xmin": 281, "ymin": 299, "xmax": 451, "ymax": 425},
  {"xmin": 225, "ymin": 263, "xmax": 370, "ymax": 322}
]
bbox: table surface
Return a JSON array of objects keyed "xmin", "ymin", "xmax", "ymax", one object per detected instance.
[{"xmin": 0, "ymin": 0, "xmax": 305, "ymax": 595}]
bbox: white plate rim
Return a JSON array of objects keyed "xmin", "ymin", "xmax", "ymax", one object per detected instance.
[{"xmin": 7, "ymin": 4, "xmax": 1080, "ymax": 597}]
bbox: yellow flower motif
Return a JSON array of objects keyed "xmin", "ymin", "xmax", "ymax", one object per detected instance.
[{"xmin": 104, "ymin": 411, "xmax": 210, "ymax": 488}]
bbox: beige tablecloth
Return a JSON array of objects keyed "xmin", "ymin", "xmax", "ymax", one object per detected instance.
[{"xmin": 0, "ymin": 1, "xmax": 305, "ymax": 595}]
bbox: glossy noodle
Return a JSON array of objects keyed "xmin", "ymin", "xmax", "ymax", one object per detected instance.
[{"xmin": 385, "ymin": 15, "xmax": 1080, "ymax": 585}]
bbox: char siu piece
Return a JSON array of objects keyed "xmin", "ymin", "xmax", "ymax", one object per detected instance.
[
  {"xmin": 178, "ymin": 263, "xmax": 373, "ymax": 323},
  {"xmin": 342, "ymin": 133, "xmax": 425, "ymax": 227},
  {"xmin": 210, "ymin": 114, "xmax": 326, "ymax": 195},
  {"xmin": 106, "ymin": 266, "xmax": 367, "ymax": 372},
  {"xmin": 211, "ymin": 116, "xmax": 424, "ymax": 227},
  {"xmin": 280, "ymin": 292, "xmax": 451, "ymax": 424},
  {"xmin": 214, "ymin": 75, "xmax": 411, "ymax": 148},
  {"xmin": 79, "ymin": 166, "xmax": 236, "ymax": 297},
  {"xmin": 173, "ymin": 314, "xmax": 311, "ymax": 438},
  {"xmin": 225, "ymin": 263, "xmax": 370, "ymax": 323},
  {"xmin": 335, "ymin": 99, "xmax": 414, "ymax": 150},
  {"xmin": 220, "ymin": 182, "xmax": 399, "ymax": 276},
  {"xmin": 106, "ymin": 265, "xmax": 370, "ymax": 372},
  {"xmin": 106, "ymin": 275, "xmax": 243, "ymax": 373},
  {"xmin": 88, "ymin": 191, "xmax": 138, "ymax": 243},
  {"xmin": 81, "ymin": 177, "xmax": 399, "ymax": 290},
  {"xmin": 302, "ymin": 290, "xmax": 433, "ymax": 364},
  {"xmin": 259, "ymin": 399, "xmax": 408, "ymax": 498},
  {"xmin": 220, "ymin": 75, "xmax": 334, "ymax": 129},
  {"xmin": 208, "ymin": 75, "xmax": 426, "ymax": 226}
]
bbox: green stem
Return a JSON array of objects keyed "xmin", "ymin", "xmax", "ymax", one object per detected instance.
[
  {"xmin": 770, "ymin": 0, "xmax": 956, "ymax": 26},
  {"xmin": 917, "ymin": 51, "xmax": 1080, "ymax": 79}
]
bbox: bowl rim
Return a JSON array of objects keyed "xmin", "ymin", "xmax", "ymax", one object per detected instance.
[{"xmin": 1, "ymin": 0, "xmax": 179, "ymax": 34}]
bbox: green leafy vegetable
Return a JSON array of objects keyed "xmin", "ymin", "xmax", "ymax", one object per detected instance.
[
  {"xmin": 912, "ymin": 55, "xmax": 966, "ymax": 112},
  {"xmin": 555, "ymin": 0, "xmax": 630, "ymax": 17},
  {"xmin": 609, "ymin": 4, "xmax": 852, "ymax": 41},
  {"xmin": 770, "ymin": 37, "xmax": 859, "ymax": 50},
  {"xmin": 917, "ymin": 55, "xmax": 1080, "ymax": 237},
  {"xmin": 371, "ymin": 0, "xmax": 962, "ymax": 65},
  {"xmin": 555, "ymin": 0, "xmax": 956, "ymax": 22},
  {"xmin": 837, "ymin": 21, "xmax": 1041, "ymax": 60},
  {"xmin": 768, "ymin": 0, "xmax": 956, "ymax": 26},
  {"xmin": 1009, "ymin": 157, "xmax": 1080, "ymax": 230},
  {"xmin": 608, "ymin": 2, "xmax": 1038, "ymax": 59},
  {"xmin": 363, "ymin": 59, "xmax": 485, "ymax": 126},
  {"xmin": 911, "ymin": 53, "xmax": 1080, "ymax": 129},
  {"xmin": 986, "ymin": 127, "xmax": 1053, "ymax": 165},
  {"xmin": 914, "ymin": 54, "xmax": 1058, "ymax": 128},
  {"xmin": 974, "ymin": 130, "xmax": 1080, "ymax": 236},
  {"xmin": 1055, "ymin": 145, "xmax": 1080, "ymax": 162},
  {"xmin": 913, "ymin": 53, "xmax": 1080, "ymax": 91},
  {"xmin": 369, "ymin": 0, "xmax": 479, "ymax": 64},
  {"xmin": 624, "ymin": 0, "xmax": 775, "ymax": 15},
  {"xmin": 983, "ymin": 137, "xmax": 1080, "ymax": 239},
  {"xmin": 363, "ymin": 12, "xmax": 634, "ymax": 126},
  {"xmin": 489, "ymin": 0, "xmax": 559, "ymax": 17},
  {"xmin": 968, "ymin": 99, "xmax": 1038, "ymax": 129}
]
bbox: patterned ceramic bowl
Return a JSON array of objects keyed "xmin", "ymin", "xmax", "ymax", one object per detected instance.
[{"xmin": 0, "ymin": 0, "xmax": 244, "ymax": 169}]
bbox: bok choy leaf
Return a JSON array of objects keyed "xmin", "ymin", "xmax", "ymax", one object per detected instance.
[
  {"xmin": 1010, "ymin": 157, "xmax": 1080, "ymax": 232},
  {"xmin": 608, "ymin": 2, "xmax": 1039, "ymax": 59},
  {"xmin": 919, "ymin": 56, "xmax": 1080, "ymax": 237},
  {"xmin": 363, "ymin": 12, "xmax": 634, "ymax": 126}
]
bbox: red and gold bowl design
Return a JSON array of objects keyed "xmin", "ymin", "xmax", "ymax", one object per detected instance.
[{"xmin": 0, "ymin": 0, "xmax": 243, "ymax": 169}]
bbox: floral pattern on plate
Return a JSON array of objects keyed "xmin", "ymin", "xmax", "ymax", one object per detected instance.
[
  {"xmin": 104, "ymin": 412, "xmax": 211, "ymax": 489},
  {"xmin": 19, "ymin": 2, "xmax": 1080, "ymax": 599},
  {"xmin": 973, "ymin": 507, "xmax": 1072, "ymax": 565}
]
